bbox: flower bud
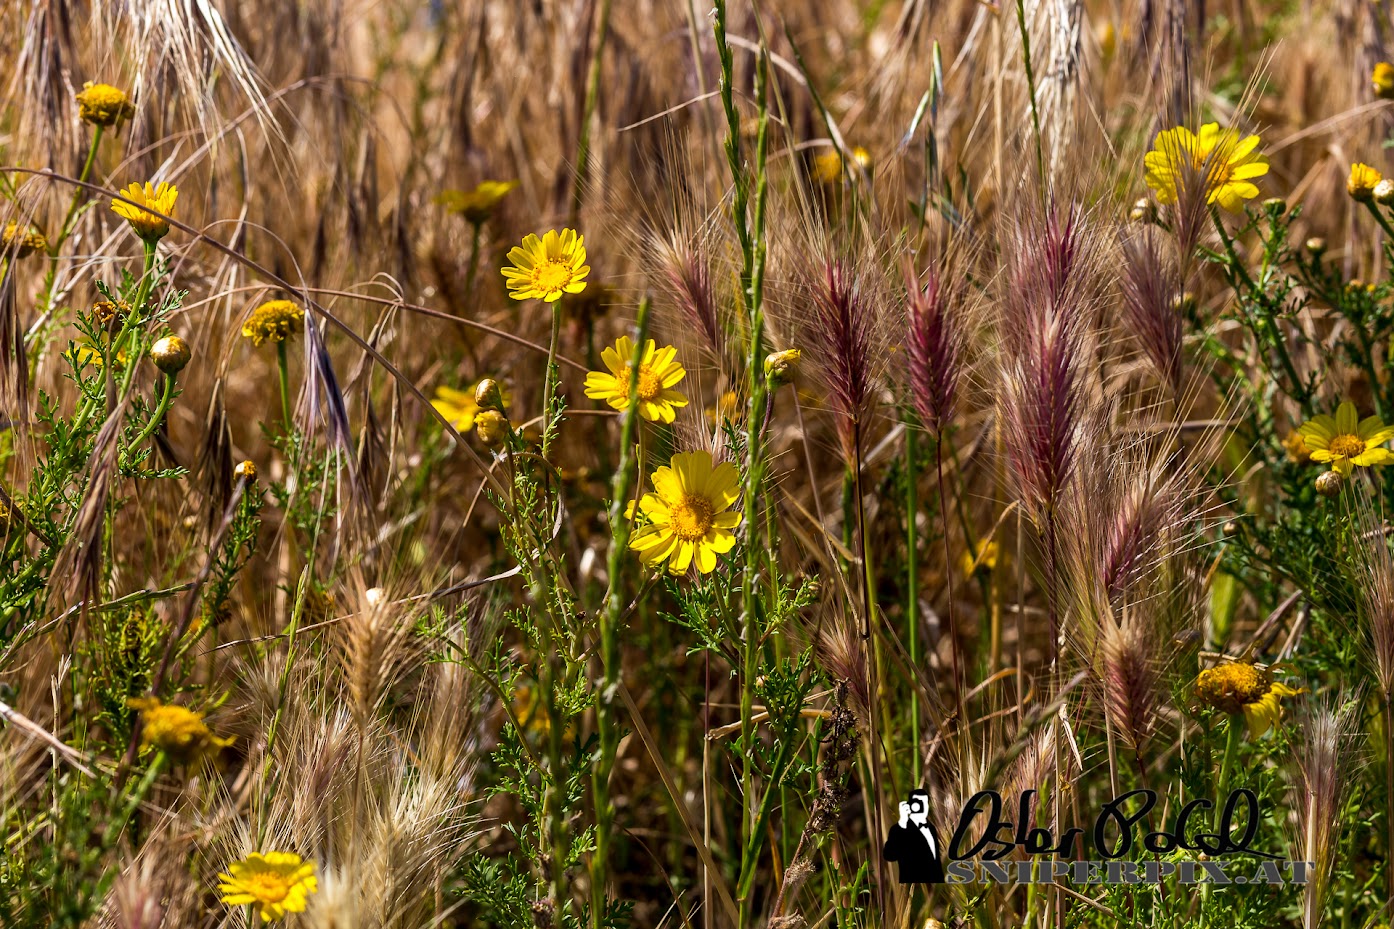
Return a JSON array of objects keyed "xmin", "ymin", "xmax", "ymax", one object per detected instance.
[
  {"xmin": 475, "ymin": 409, "xmax": 509, "ymax": 447},
  {"xmin": 1305, "ymin": 237, "xmax": 1326, "ymax": 256},
  {"xmin": 1262, "ymin": 196, "xmax": 1287, "ymax": 214},
  {"xmin": 1315, "ymin": 469, "xmax": 1344, "ymax": 498},
  {"xmin": 1129, "ymin": 197, "xmax": 1156, "ymax": 224},
  {"xmin": 234, "ymin": 460, "xmax": 258, "ymax": 482},
  {"xmin": 764, "ymin": 348, "xmax": 802, "ymax": 388},
  {"xmin": 150, "ymin": 335, "xmax": 190, "ymax": 374},
  {"xmin": 1376, "ymin": 179, "xmax": 1394, "ymax": 205},
  {"xmin": 474, "ymin": 377, "xmax": 504, "ymax": 412}
]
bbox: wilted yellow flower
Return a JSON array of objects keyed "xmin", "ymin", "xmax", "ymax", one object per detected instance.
[
  {"xmin": 126, "ymin": 696, "xmax": 233, "ymax": 765},
  {"xmin": 813, "ymin": 145, "xmax": 872, "ymax": 184},
  {"xmin": 234, "ymin": 460, "xmax": 258, "ymax": 482},
  {"xmin": 584, "ymin": 336, "xmax": 688, "ymax": 423},
  {"xmin": 2, "ymin": 222, "xmax": 47, "ymax": 258},
  {"xmin": 764, "ymin": 348, "xmax": 802, "ymax": 387},
  {"xmin": 241, "ymin": 300, "xmax": 304, "ymax": 346},
  {"xmin": 501, "ymin": 228, "xmax": 590, "ymax": 303},
  {"xmin": 435, "ymin": 180, "xmax": 518, "ymax": 224},
  {"xmin": 1297, "ymin": 400, "xmax": 1394, "ymax": 477},
  {"xmin": 475, "ymin": 409, "xmax": 510, "ymax": 446},
  {"xmin": 75, "ymin": 82, "xmax": 135, "ymax": 128},
  {"xmin": 218, "ymin": 852, "xmax": 318, "ymax": 922},
  {"xmin": 960, "ymin": 539, "xmax": 1000, "ymax": 578},
  {"xmin": 1143, "ymin": 123, "xmax": 1268, "ymax": 212},
  {"xmin": 111, "ymin": 181, "xmax": 177, "ymax": 241},
  {"xmin": 1194, "ymin": 662, "xmax": 1303, "ymax": 737},
  {"xmin": 630, "ymin": 451, "xmax": 742, "ymax": 575},
  {"xmin": 1375, "ymin": 62, "xmax": 1394, "ymax": 100}
]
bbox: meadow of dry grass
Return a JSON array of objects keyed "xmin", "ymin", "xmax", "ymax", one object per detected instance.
[{"xmin": 5, "ymin": 1, "xmax": 1394, "ymax": 927}]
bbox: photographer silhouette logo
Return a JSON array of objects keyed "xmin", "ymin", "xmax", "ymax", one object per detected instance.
[{"xmin": 884, "ymin": 789, "xmax": 946, "ymax": 884}]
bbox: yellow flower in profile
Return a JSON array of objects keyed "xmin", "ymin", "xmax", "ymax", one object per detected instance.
[
  {"xmin": 76, "ymin": 82, "xmax": 135, "ymax": 128},
  {"xmin": 1282, "ymin": 430, "xmax": 1312, "ymax": 464},
  {"xmin": 126, "ymin": 697, "xmax": 233, "ymax": 766},
  {"xmin": 218, "ymin": 851, "xmax": 318, "ymax": 922},
  {"xmin": 1194, "ymin": 662, "xmax": 1304, "ymax": 737},
  {"xmin": 813, "ymin": 145, "xmax": 873, "ymax": 184},
  {"xmin": 111, "ymin": 181, "xmax": 177, "ymax": 241},
  {"xmin": 1374, "ymin": 62, "xmax": 1394, "ymax": 100},
  {"xmin": 1143, "ymin": 123, "xmax": 1268, "ymax": 212},
  {"xmin": 501, "ymin": 228, "xmax": 590, "ymax": 303},
  {"xmin": 630, "ymin": 451, "xmax": 742, "ymax": 575},
  {"xmin": 1348, "ymin": 163, "xmax": 1382, "ymax": 202},
  {"xmin": 2, "ymin": 222, "xmax": 47, "ymax": 258},
  {"xmin": 764, "ymin": 348, "xmax": 802, "ymax": 387},
  {"xmin": 1297, "ymin": 400, "xmax": 1394, "ymax": 476},
  {"xmin": 432, "ymin": 379, "xmax": 511, "ymax": 431},
  {"xmin": 241, "ymin": 300, "xmax": 304, "ymax": 346},
  {"xmin": 435, "ymin": 180, "xmax": 518, "ymax": 224},
  {"xmin": 960, "ymin": 539, "xmax": 1000, "ymax": 578},
  {"xmin": 584, "ymin": 336, "xmax": 688, "ymax": 423}
]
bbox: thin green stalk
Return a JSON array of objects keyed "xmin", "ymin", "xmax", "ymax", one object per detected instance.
[
  {"xmin": 905, "ymin": 426, "xmax": 921, "ymax": 786},
  {"xmin": 463, "ymin": 222, "xmax": 483, "ymax": 296},
  {"xmin": 1012, "ymin": 0, "xmax": 1045, "ymax": 184},
  {"xmin": 571, "ymin": 0, "xmax": 615, "ymax": 223},
  {"xmin": 1365, "ymin": 199, "xmax": 1394, "ymax": 243},
  {"xmin": 123, "ymin": 373, "xmax": 177, "ymax": 461},
  {"xmin": 55, "ymin": 126, "xmax": 103, "ymax": 248},
  {"xmin": 590, "ymin": 297, "xmax": 651, "ymax": 928},
  {"xmin": 542, "ymin": 301, "xmax": 563, "ymax": 457},
  {"xmin": 276, "ymin": 340, "xmax": 294, "ymax": 435}
]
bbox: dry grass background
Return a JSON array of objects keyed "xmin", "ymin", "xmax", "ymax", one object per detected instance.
[{"xmin": 3, "ymin": 0, "xmax": 1394, "ymax": 927}]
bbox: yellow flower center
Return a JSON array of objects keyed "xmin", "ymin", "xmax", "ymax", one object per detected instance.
[
  {"xmin": 630, "ymin": 364, "xmax": 662, "ymax": 402},
  {"xmin": 1329, "ymin": 434, "xmax": 1367, "ymax": 458},
  {"xmin": 532, "ymin": 260, "xmax": 573, "ymax": 295},
  {"xmin": 1195, "ymin": 662, "xmax": 1268, "ymax": 713},
  {"xmin": 670, "ymin": 495, "xmax": 714, "ymax": 541},
  {"xmin": 242, "ymin": 872, "xmax": 291, "ymax": 903}
]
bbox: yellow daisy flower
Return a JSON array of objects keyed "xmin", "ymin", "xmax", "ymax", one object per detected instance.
[
  {"xmin": 1194, "ymin": 662, "xmax": 1304, "ymax": 737},
  {"xmin": 1297, "ymin": 400, "xmax": 1394, "ymax": 476},
  {"xmin": 435, "ymin": 180, "xmax": 518, "ymax": 224},
  {"xmin": 75, "ymin": 82, "xmax": 135, "ymax": 128},
  {"xmin": 218, "ymin": 851, "xmax": 318, "ymax": 922},
  {"xmin": 126, "ymin": 696, "xmax": 233, "ymax": 766},
  {"xmin": 629, "ymin": 451, "xmax": 742, "ymax": 575},
  {"xmin": 1375, "ymin": 62, "xmax": 1394, "ymax": 100},
  {"xmin": 1143, "ymin": 123, "xmax": 1269, "ymax": 213},
  {"xmin": 432, "ymin": 380, "xmax": 511, "ymax": 431},
  {"xmin": 501, "ymin": 228, "xmax": 590, "ymax": 303},
  {"xmin": 241, "ymin": 300, "xmax": 305, "ymax": 346},
  {"xmin": 66, "ymin": 341, "xmax": 128, "ymax": 370},
  {"xmin": 111, "ymin": 181, "xmax": 177, "ymax": 241},
  {"xmin": 583, "ymin": 336, "xmax": 688, "ymax": 423},
  {"xmin": 1348, "ymin": 163, "xmax": 1383, "ymax": 202},
  {"xmin": 1282, "ymin": 430, "xmax": 1312, "ymax": 464}
]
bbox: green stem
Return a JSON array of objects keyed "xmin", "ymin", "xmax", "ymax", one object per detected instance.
[
  {"xmin": 1364, "ymin": 199, "xmax": 1394, "ymax": 243},
  {"xmin": 1013, "ymin": 0, "xmax": 1045, "ymax": 184},
  {"xmin": 276, "ymin": 340, "xmax": 293, "ymax": 435},
  {"xmin": 542, "ymin": 301, "xmax": 563, "ymax": 458},
  {"xmin": 123, "ymin": 373, "xmax": 177, "ymax": 463},
  {"xmin": 905, "ymin": 425, "xmax": 921, "ymax": 787},
  {"xmin": 571, "ymin": 0, "xmax": 614, "ymax": 223},
  {"xmin": 463, "ymin": 222, "xmax": 482, "ymax": 296},
  {"xmin": 55, "ymin": 126, "xmax": 103, "ymax": 248},
  {"xmin": 590, "ymin": 297, "xmax": 650, "ymax": 928}
]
